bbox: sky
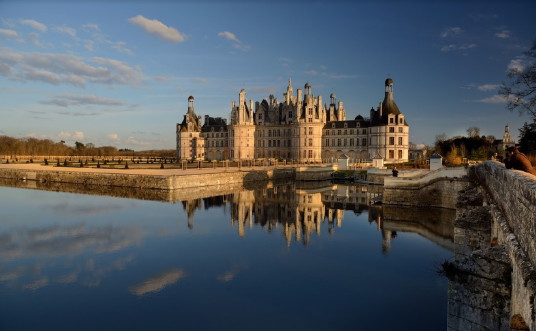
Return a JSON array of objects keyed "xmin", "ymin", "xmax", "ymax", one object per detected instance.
[{"xmin": 1, "ymin": 0, "xmax": 535, "ymax": 150}]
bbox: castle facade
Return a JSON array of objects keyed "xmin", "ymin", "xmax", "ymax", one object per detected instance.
[{"xmin": 176, "ymin": 78, "xmax": 409, "ymax": 163}]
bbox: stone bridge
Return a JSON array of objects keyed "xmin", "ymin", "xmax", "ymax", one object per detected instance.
[{"xmin": 385, "ymin": 161, "xmax": 536, "ymax": 330}]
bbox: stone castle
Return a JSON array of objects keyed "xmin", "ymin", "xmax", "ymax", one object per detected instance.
[{"xmin": 176, "ymin": 78, "xmax": 409, "ymax": 163}]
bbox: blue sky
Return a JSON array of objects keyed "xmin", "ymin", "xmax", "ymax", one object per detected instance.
[{"xmin": 1, "ymin": 0, "xmax": 535, "ymax": 150}]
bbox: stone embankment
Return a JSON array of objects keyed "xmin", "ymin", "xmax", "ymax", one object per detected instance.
[
  {"xmin": 0, "ymin": 163, "xmax": 334, "ymax": 191},
  {"xmin": 445, "ymin": 161, "xmax": 536, "ymax": 331}
]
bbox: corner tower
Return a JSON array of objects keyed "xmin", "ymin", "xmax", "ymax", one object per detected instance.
[{"xmin": 176, "ymin": 96, "xmax": 205, "ymax": 161}]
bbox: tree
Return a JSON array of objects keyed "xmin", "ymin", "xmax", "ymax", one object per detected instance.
[
  {"xmin": 498, "ymin": 39, "xmax": 536, "ymax": 119},
  {"xmin": 466, "ymin": 126, "xmax": 481, "ymax": 138},
  {"xmin": 518, "ymin": 120, "xmax": 536, "ymax": 155}
]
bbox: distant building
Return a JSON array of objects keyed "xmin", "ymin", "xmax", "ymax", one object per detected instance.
[
  {"xmin": 176, "ymin": 78, "xmax": 410, "ymax": 163},
  {"xmin": 493, "ymin": 124, "xmax": 516, "ymax": 153}
]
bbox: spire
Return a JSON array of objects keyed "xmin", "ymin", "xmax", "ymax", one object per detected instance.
[{"xmin": 382, "ymin": 78, "xmax": 400, "ymax": 115}]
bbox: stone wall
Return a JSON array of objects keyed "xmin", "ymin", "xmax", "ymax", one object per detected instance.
[
  {"xmin": 472, "ymin": 161, "xmax": 536, "ymax": 268},
  {"xmin": 382, "ymin": 167, "xmax": 469, "ymax": 209},
  {"xmin": 0, "ymin": 167, "xmax": 295, "ymax": 190}
]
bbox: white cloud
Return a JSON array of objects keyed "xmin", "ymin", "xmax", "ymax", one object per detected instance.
[
  {"xmin": 109, "ymin": 41, "xmax": 134, "ymax": 56},
  {"xmin": 82, "ymin": 23, "xmax": 100, "ymax": 32},
  {"xmin": 191, "ymin": 77, "xmax": 208, "ymax": 84},
  {"xmin": 495, "ymin": 30, "xmax": 510, "ymax": 39},
  {"xmin": 0, "ymin": 49, "xmax": 145, "ymax": 87},
  {"xmin": 218, "ymin": 31, "xmax": 250, "ymax": 51},
  {"xmin": 20, "ymin": 19, "xmax": 47, "ymax": 32},
  {"xmin": 56, "ymin": 25, "xmax": 76, "ymax": 37},
  {"xmin": 477, "ymin": 84, "xmax": 500, "ymax": 91},
  {"xmin": 84, "ymin": 40, "xmax": 94, "ymax": 51},
  {"xmin": 107, "ymin": 133, "xmax": 119, "ymax": 140},
  {"xmin": 128, "ymin": 15, "xmax": 186, "ymax": 43},
  {"xmin": 440, "ymin": 27, "xmax": 463, "ymax": 38},
  {"xmin": 440, "ymin": 43, "xmax": 477, "ymax": 52},
  {"xmin": 58, "ymin": 131, "xmax": 85, "ymax": 140},
  {"xmin": 125, "ymin": 136, "xmax": 150, "ymax": 146},
  {"xmin": 0, "ymin": 28, "xmax": 18, "ymax": 38},
  {"xmin": 27, "ymin": 32, "xmax": 44, "ymax": 47},
  {"xmin": 218, "ymin": 31, "xmax": 240, "ymax": 43},
  {"xmin": 507, "ymin": 57, "xmax": 525, "ymax": 73},
  {"xmin": 474, "ymin": 95, "xmax": 507, "ymax": 104},
  {"xmin": 41, "ymin": 93, "xmax": 127, "ymax": 107}
]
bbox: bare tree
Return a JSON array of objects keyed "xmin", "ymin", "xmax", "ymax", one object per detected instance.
[
  {"xmin": 467, "ymin": 126, "xmax": 480, "ymax": 138},
  {"xmin": 498, "ymin": 39, "xmax": 536, "ymax": 119}
]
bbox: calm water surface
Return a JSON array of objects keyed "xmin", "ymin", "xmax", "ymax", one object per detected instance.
[{"xmin": 0, "ymin": 182, "xmax": 452, "ymax": 330}]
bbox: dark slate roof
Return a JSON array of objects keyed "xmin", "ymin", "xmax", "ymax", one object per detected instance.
[
  {"xmin": 430, "ymin": 153, "xmax": 442, "ymax": 159},
  {"xmin": 201, "ymin": 117, "xmax": 228, "ymax": 132},
  {"xmin": 323, "ymin": 119, "xmax": 371, "ymax": 130}
]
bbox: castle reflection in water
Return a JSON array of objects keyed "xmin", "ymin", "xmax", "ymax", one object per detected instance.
[{"xmin": 180, "ymin": 181, "xmax": 454, "ymax": 252}]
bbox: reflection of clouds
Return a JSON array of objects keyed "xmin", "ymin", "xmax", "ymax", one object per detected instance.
[
  {"xmin": 0, "ymin": 223, "xmax": 143, "ymax": 259},
  {"xmin": 23, "ymin": 277, "xmax": 48, "ymax": 290},
  {"xmin": 57, "ymin": 272, "xmax": 78, "ymax": 284},
  {"xmin": 129, "ymin": 269, "xmax": 185, "ymax": 296},
  {"xmin": 217, "ymin": 271, "xmax": 236, "ymax": 282},
  {"xmin": 49, "ymin": 202, "xmax": 129, "ymax": 217},
  {"xmin": 217, "ymin": 265, "xmax": 245, "ymax": 283}
]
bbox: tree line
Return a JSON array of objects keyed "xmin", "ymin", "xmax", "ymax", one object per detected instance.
[
  {"xmin": 0, "ymin": 136, "xmax": 175, "ymax": 158},
  {"xmin": 0, "ymin": 136, "xmax": 119, "ymax": 157}
]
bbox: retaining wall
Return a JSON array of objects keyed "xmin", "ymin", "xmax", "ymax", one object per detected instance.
[{"xmin": 383, "ymin": 167, "xmax": 469, "ymax": 209}]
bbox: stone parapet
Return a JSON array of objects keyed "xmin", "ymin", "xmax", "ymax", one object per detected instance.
[{"xmin": 472, "ymin": 161, "xmax": 536, "ymax": 269}]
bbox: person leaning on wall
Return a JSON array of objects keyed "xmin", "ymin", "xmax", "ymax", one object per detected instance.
[{"xmin": 504, "ymin": 146, "xmax": 536, "ymax": 176}]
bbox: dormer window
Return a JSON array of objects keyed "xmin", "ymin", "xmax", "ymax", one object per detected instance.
[
  {"xmin": 344, "ymin": 123, "xmax": 348, "ymax": 128},
  {"xmin": 332, "ymin": 123, "xmax": 335, "ymax": 128}
]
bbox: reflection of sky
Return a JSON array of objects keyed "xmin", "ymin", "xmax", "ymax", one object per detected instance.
[{"xmin": 0, "ymin": 185, "xmax": 452, "ymax": 330}]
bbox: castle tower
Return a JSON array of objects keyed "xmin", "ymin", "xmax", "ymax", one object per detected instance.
[
  {"xmin": 291, "ymin": 82, "xmax": 325, "ymax": 162},
  {"xmin": 367, "ymin": 78, "xmax": 409, "ymax": 163},
  {"xmin": 176, "ymin": 96, "xmax": 205, "ymax": 161},
  {"xmin": 229, "ymin": 89, "xmax": 255, "ymax": 160}
]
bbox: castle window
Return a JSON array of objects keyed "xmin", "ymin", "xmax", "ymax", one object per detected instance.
[
  {"xmin": 350, "ymin": 138, "xmax": 354, "ymax": 146},
  {"xmin": 268, "ymin": 130, "xmax": 272, "ymax": 137},
  {"xmin": 362, "ymin": 138, "xmax": 367, "ymax": 146},
  {"xmin": 390, "ymin": 118, "xmax": 394, "ymax": 124},
  {"xmin": 389, "ymin": 137, "xmax": 395, "ymax": 145},
  {"xmin": 398, "ymin": 137, "xmax": 403, "ymax": 145},
  {"xmin": 309, "ymin": 127, "xmax": 313, "ymax": 135},
  {"xmin": 308, "ymin": 118, "xmax": 312, "ymax": 122},
  {"xmin": 326, "ymin": 139, "xmax": 329, "ymax": 147},
  {"xmin": 344, "ymin": 139, "xmax": 347, "ymax": 146},
  {"xmin": 308, "ymin": 138, "xmax": 312, "ymax": 146},
  {"xmin": 398, "ymin": 150, "xmax": 403, "ymax": 159},
  {"xmin": 363, "ymin": 129, "xmax": 367, "ymax": 134},
  {"xmin": 389, "ymin": 150, "xmax": 394, "ymax": 159},
  {"xmin": 399, "ymin": 127, "xmax": 403, "ymax": 133},
  {"xmin": 268, "ymin": 140, "xmax": 272, "ymax": 147},
  {"xmin": 337, "ymin": 139, "xmax": 341, "ymax": 146},
  {"xmin": 308, "ymin": 150, "xmax": 313, "ymax": 158},
  {"xmin": 389, "ymin": 127, "xmax": 395, "ymax": 133},
  {"xmin": 288, "ymin": 111, "xmax": 292, "ymax": 118},
  {"xmin": 332, "ymin": 123, "xmax": 335, "ymax": 128},
  {"xmin": 344, "ymin": 123, "xmax": 348, "ymax": 128},
  {"xmin": 357, "ymin": 122, "xmax": 360, "ymax": 127}
]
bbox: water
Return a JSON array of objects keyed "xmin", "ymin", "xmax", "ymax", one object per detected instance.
[{"xmin": 0, "ymin": 182, "xmax": 453, "ymax": 330}]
